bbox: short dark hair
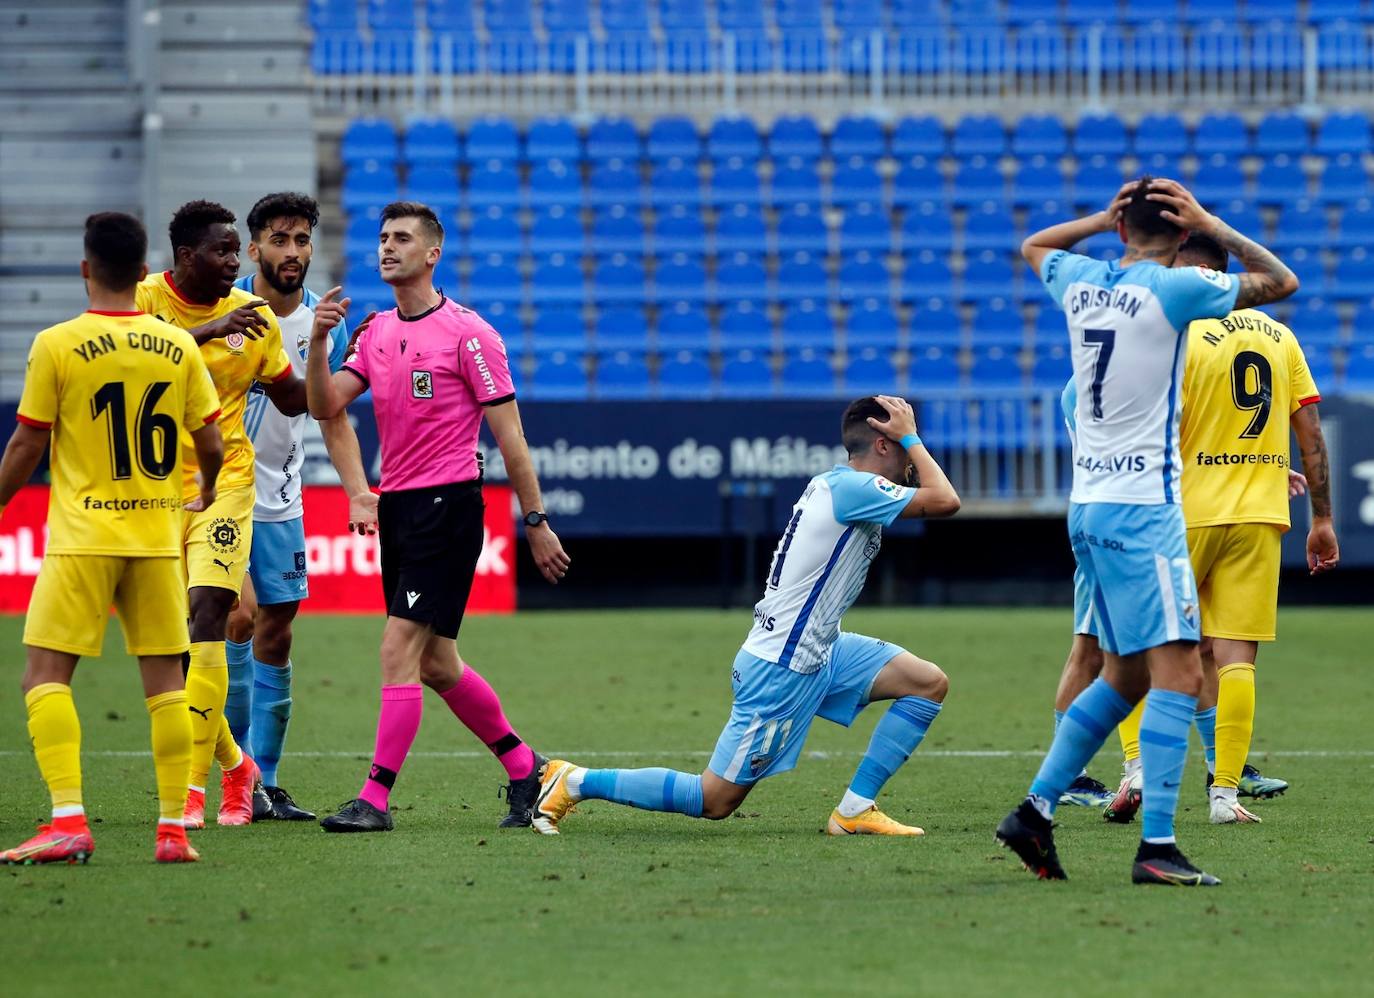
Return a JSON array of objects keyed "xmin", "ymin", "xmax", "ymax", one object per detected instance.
[
  {"xmin": 841, "ymin": 397, "xmax": 889, "ymax": 456},
  {"xmin": 1177, "ymin": 231, "xmax": 1228, "ymax": 272},
  {"xmin": 1122, "ymin": 176, "xmax": 1181, "ymax": 239},
  {"xmin": 84, "ymin": 212, "xmax": 147, "ymax": 290},
  {"xmin": 245, "ymin": 192, "xmax": 319, "ymax": 240},
  {"xmin": 169, "ymin": 200, "xmax": 236, "ymax": 252},
  {"xmin": 380, "ymin": 200, "xmax": 444, "ymax": 245}
]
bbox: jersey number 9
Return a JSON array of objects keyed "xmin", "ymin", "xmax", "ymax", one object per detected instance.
[{"xmin": 1230, "ymin": 351, "xmax": 1273, "ymax": 439}]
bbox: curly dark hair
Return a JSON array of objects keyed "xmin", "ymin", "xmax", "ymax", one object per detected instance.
[
  {"xmin": 245, "ymin": 191, "xmax": 319, "ymax": 240},
  {"xmin": 84, "ymin": 212, "xmax": 147, "ymax": 290},
  {"xmin": 169, "ymin": 199, "xmax": 236, "ymax": 252},
  {"xmin": 841, "ymin": 396, "xmax": 891, "ymax": 455},
  {"xmin": 1121, "ymin": 176, "xmax": 1180, "ymax": 239}
]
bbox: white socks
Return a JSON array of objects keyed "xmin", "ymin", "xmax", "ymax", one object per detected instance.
[{"xmin": 837, "ymin": 789, "xmax": 875, "ymax": 818}]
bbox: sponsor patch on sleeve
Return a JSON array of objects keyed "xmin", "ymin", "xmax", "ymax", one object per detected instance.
[
  {"xmin": 873, "ymin": 476, "xmax": 908, "ymax": 499},
  {"xmin": 1195, "ymin": 266, "xmax": 1235, "ymax": 291}
]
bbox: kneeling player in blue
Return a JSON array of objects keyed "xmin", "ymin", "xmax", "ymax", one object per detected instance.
[{"xmin": 533, "ymin": 396, "xmax": 961, "ymax": 836}]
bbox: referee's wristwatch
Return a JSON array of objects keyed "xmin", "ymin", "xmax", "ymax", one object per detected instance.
[{"xmin": 523, "ymin": 511, "xmax": 549, "ymax": 529}]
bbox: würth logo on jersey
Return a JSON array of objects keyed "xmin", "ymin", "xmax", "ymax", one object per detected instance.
[
  {"xmin": 412, "ymin": 370, "xmax": 433, "ymax": 398},
  {"xmin": 465, "ymin": 337, "xmax": 497, "ymax": 395}
]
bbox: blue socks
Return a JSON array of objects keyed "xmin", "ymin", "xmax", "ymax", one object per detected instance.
[
  {"xmin": 1139, "ymin": 688, "xmax": 1197, "ymax": 843},
  {"xmin": 1030, "ymin": 678, "xmax": 1133, "ymax": 815},
  {"xmin": 849, "ymin": 696, "xmax": 942, "ymax": 801},
  {"xmin": 1194, "ymin": 705, "xmax": 1217, "ymax": 775},
  {"xmin": 577, "ymin": 768, "xmax": 704, "ymax": 817},
  {"xmin": 250, "ymin": 658, "xmax": 293, "ymax": 788},
  {"xmin": 1053, "ymin": 708, "xmax": 1065, "ymax": 733},
  {"xmin": 225, "ymin": 639, "xmax": 254, "ymax": 745}
]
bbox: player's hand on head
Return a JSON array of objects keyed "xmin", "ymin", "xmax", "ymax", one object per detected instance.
[
  {"xmin": 344, "ymin": 310, "xmax": 377, "ymax": 360},
  {"xmin": 1145, "ymin": 177, "xmax": 1212, "ymax": 231},
  {"xmin": 1103, "ymin": 180, "xmax": 1136, "ymax": 230},
  {"xmin": 867, "ymin": 394, "xmax": 917, "ymax": 442},
  {"xmin": 528, "ymin": 525, "xmax": 571, "ymax": 584},
  {"xmin": 348, "ymin": 490, "xmax": 379, "ymax": 535},
  {"xmin": 1288, "ymin": 470, "xmax": 1308, "ymax": 499}
]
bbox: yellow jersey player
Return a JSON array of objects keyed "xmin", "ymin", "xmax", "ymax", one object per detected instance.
[
  {"xmin": 137, "ymin": 200, "xmax": 309, "ymax": 828},
  {"xmin": 0, "ymin": 212, "xmax": 224, "ymax": 865},
  {"xmin": 1111, "ymin": 232, "xmax": 1339, "ymax": 824}
]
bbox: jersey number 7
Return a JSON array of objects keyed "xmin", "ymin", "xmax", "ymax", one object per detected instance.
[{"xmin": 1082, "ymin": 328, "xmax": 1116, "ymax": 421}]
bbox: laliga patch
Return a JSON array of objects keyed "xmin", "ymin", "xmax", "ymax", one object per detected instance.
[
  {"xmin": 412, "ymin": 370, "xmax": 433, "ymax": 398},
  {"xmin": 1195, "ymin": 267, "xmax": 1234, "ymax": 291},
  {"xmin": 873, "ymin": 476, "xmax": 908, "ymax": 499}
]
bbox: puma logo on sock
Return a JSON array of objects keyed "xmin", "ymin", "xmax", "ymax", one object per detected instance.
[{"xmin": 188, "ymin": 705, "xmax": 212, "ymax": 720}]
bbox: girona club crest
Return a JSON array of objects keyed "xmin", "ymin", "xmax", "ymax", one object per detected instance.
[{"xmin": 226, "ymin": 332, "xmax": 245, "ymax": 349}]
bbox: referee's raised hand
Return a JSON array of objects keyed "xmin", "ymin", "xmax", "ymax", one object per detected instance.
[{"xmin": 527, "ymin": 520, "xmax": 571, "ymax": 584}]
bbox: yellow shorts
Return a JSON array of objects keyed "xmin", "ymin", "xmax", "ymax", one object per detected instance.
[
  {"xmin": 183, "ymin": 485, "xmax": 253, "ymax": 595},
  {"xmin": 24, "ymin": 555, "xmax": 189, "ymax": 657},
  {"xmin": 1187, "ymin": 522, "xmax": 1283, "ymax": 642}
]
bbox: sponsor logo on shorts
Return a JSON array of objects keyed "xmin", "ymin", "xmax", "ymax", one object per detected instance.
[
  {"xmin": 412, "ymin": 370, "xmax": 433, "ymax": 398},
  {"xmin": 406, "ymin": 590, "xmax": 421, "ymax": 608},
  {"xmin": 294, "ymin": 551, "xmax": 306, "ymax": 572},
  {"xmin": 207, "ymin": 517, "xmax": 242, "ymax": 554},
  {"xmin": 1071, "ymin": 529, "xmax": 1129, "ymax": 552}
]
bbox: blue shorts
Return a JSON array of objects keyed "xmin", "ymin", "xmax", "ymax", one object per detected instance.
[
  {"xmin": 708, "ymin": 632, "xmax": 905, "ymax": 786},
  {"xmin": 247, "ymin": 517, "xmax": 309, "ymax": 606},
  {"xmin": 1072, "ymin": 560, "xmax": 1097, "ymax": 638},
  {"xmin": 1069, "ymin": 501, "xmax": 1199, "ymax": 657}
]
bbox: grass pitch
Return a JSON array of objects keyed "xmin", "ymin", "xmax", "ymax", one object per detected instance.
[{"xmin": 1, "ymin": 607, "xmax": 1371, "ymax": 997}]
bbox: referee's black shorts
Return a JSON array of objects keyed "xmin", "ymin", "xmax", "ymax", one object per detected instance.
[{"xmin": 377, "ymin": 480, "xmax": 485, "ymax": 639}]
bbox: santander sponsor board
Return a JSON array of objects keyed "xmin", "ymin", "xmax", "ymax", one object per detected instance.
[{"xmin": 0, "ymin": 485, "xmax": 516, "ymax": 614}]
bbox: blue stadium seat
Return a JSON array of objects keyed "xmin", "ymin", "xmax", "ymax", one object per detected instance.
[
  {"xmin": 465, "ymin": 209, "xmax": 524, "ymax": 257},
  {"xmin": 831, "ymin": 115, "xmax": 887, "ymax": 159},
  {"xmin": 464, "ymin": 159, "xmax": 521, "ymax": 211},
  {"xmin": 715, "ymin": 253, "xmax": 768, "ymax": 303},
  {"xmin": 1344, "ymin": 343, "xmax": 1374, "ymax": 391},
  {"xmin": 846, "ymin": 299, "xmax": 901, "ymax": 351},
  {"xmin": 657, "ymin": 303, "xmax": 710, "ymax": 352},
  {"xmin": 780, "ymin": 299, "xmax": 835, "ymax": 352},
  {"xmin": 342, "ymin": 118, "xmax": 399, "ymax": 167},
  {"xmin": 962, "ymin": 252, "xmax": 1018, "ymax": 302},
  {"xmin": 1317, "ymin": 22, "xmax": 1372, "ymax": 73},
  {"xmin": 662, "ymin": 31, "xmax": 714, "ymax": 72},
  {"xmin": 1013, "ymin": 24, "xmax": 1068, "ymax": 76},
  {"xmin": 718, "ymin": 302, "xmax": 773, "ymax": 352},
  {"xmin": 426, "ymin": 34, "xmax": 480, "ymax": 74},
  {"xmin": 311, "ymin": 30, "xmax": 368, "ymax": 75},
  {"xmin": 1073, "ymin": 113, "xmax": 1129, "ymax": 157},
  {"xmin": 709, "ymin": 158, "xmax": 764, "ymax": 208},
  {"xmin": 834, "ymin": 0, "xmax": 886, "ymax": 28},
  {"xmin": 1189, "ymin": 156, "xmax": 1248, "ymax": 204},
  {"xmin": 1072, "ymin": 157, "xmax": 1125, "ymax": 209},
  {"xmin": 1255, "ymin": 111, "xmax": 1310, "ymax": 157},
  {"xmin": 1123, "ymin": 0, "xmax": 1183, "ymax": 24},
  {"xmin": 1303, "ymin": 346, "xmax": 1337, "ymax": 390},
  {"xmin": 426, "ymin": 0, "xmax": 475, "ymax": 31},
  {"xmin": 527, "ymin": 158, "xmax": 583, "ymax": 209},
  {"xmin": 653, "ymin": 254, "xmax": 709, "ymax": 304},
  {"xmin": 838, "ymin": 203, "xmax": 890, "ymax": 256},
  {"xmin": 1319, "ymin": 155, "xmax": 1371, "ymax": 203},
  {"xmin": 900, "ymin": 200, "xmax": 954, "ymax": 252},
  {"xmin": 464, "ymin": 116, "xmax": 520, "ymax": 163},
  {"xmin": 485, "ymin": 0, "xmax": 533, "ymax": 31},
  {"xmin": 652, "ymin": 206, "xmax": 707, "ymax": 256},
  {"xmin": 370, "ymin": 0, "xmax": 416, "ymax": 31},
  {"xmin": 1031, "ymin": 343, "xmax": 1072, "ymax": 388},
  {"xmin": 780, "ymin": 350, "xmax": 837, "ymax": 398},
  {"xmin": 403, "ymin": 118, "xmax": 460, "ymax": 168},
  {"xmin": 647, "ymin": 116, "xmax": 701, "ymax": 162},
  {"xmin": 528, "ymin": 307, "xmax": 588, "ymax": 355},
  {"xmin": 892, "ymin": 115, "xmax": 947, "ymax": 159},
  {"xmin": 1023, "ymin": 201, "xmax": 1072, "ymax": 238},
  {"xmin": 726, "ymin": 31, "xmax": 777, "ymax": 73},
  {"xmin": 528, "ymin": 352, "xmax": 589, "ymax": 401},
  {"xmin": 1316, "ymin": 110, "xmax": 1372, "ymax": 155},
  {"xmin": 591, "ymin": 159, "xmax": 645, "ymax": 209},
  {"xmin": 707, "ymin": 116, "xmax": 762, "ymax": 162},
  {"xmin": 526, "ymin": 117, "xmax": 581, "ymax": 161},
  {"xmin": 971, "ymin": 300, "xmax": 1025, "ymax": 347},
  {"xmin": 769, "ymin": 114, "xmax": 824, "ymax": 159},
  {"xmin": 838, "ymin": 253, "xmax": 891, "ymax": 302},
  {"xmin": 595, "ymin": 352, "xmax": 653, "ymax": 399},
  {"xmin": 1136, "ymin": 152, "xmax": 1182, "ymax": 184},
  {"xmin": 960, "ymin": 201, "xmax": 1013, "ymax": 254},
  {"xmin": 909, "ymin": 345, "xmax": 961, "ymax": 388},
  {"xmin": 1079, "ymin": 231, "xmax": 1124, "ymax": 262},
  {"xmin": 1195, "ymin": 112, "xmax": 1250, "ymax": 155},
  {"xmin": 717, "ymin": 0, "xmax": 766, "ymax": 29},
  {"xmin": 587, "ymin": 116, "xmax": 641, "ymax": 162},
  {"xmin": 830, "ymin": 158, "xmax": 884, "ymax": 207},
  {"xmin": 344, "ymin": 214, "xmax": 379, "ymax": 260},
  {"xmin": 542, "ymin": 0, "xmax": 590, "ymax": 31},
  {"xmin": 1007, "ymin": 0, "xmax": 1060, "ymax": 27},
  {"xmin": 719, "ymin": 350, "xmax": 774, "ymax": 398},
  {"xmin": 777, "ymin": 0, "xmax": 825, "ymax": 28},
  {"xmin": 590, "ymin": 206, "xmax": 644, "ymax": 257},
  {"xmin": 1212, "ymin": 199, "xmax": 1264, "ymax": 246},
  {"xmin": 369, "ymin": 32, "xmax": 417, "ymax": 75},
  {"xmin": 477, "ymin": 299, "xmax": 523, "ymax": 342},
  {"xmin": 1034, "ymin": 306, "xmax": 1067, "ymax": 344},
  {"xmin": 951, "ymin": 158, "xmax": 1004, "ymax": 207},
  {"xmin": 845, "ymin": 348, "xmax": 900, "ymax": 394},
  {"xmin": 1011, "ymin": 159, "xmax": 1067, "ymax": 207},
  {"xmin": 1182, "ymin": 0, "xmax": 1239, "ymax": 24},
  {"xmin": 530, "ymin": 254, "xmax": 585, "ymax": 306},
  {"xmin": 952, "ymin": 114, "xmax": 1007, "ymax": 158},
  {"xmin": 657, "ymin": 350, "xmax": 713, "ymax": 398},
  {"xmin": 912, "ymin": 299, "xmax": 962, "ymax": 348},
  {"xmin": 769, "ymin": 158, "xmax": 824, "ymax": 208},
  {"xmin": 779, "ymin": 30, "xmax": 831, "ymax": 73},
  {"xmin": 1332, "ymin": 248, "xmax": 1374, "ymax": 301},
  {"xmin": 1289, "ymin": 298, "xmax": 1343, "ymax": 347},
  {"xmin": 312, "ymin": 0, "xmax": 360, "ymax": 29},
  {"xmin": 341, "ymin": 162, "xmax": 398, "ymax": 214},
  {"xmin": 1308, "ymin": 0, "xmax": 1367, "ymax": 23},
  {"xmin": 890, "ymin": 157, "xmax": 945, "ymax": 208},
  {"xmin": 892, "ymin": 0, "xmax": 949, "ymax": 25},
  {"xmin": 1012, "ymin": 114, "xmax": 1069, "ymax": 157},
  {"xmin": 601, "ymin": 0, "xmax": 649, "ymax": 31},
  {"xmin": 530, "ymin": 205, "xmax": 584, "ymax": 256},
  {"xmin": 714, "ymin": 205, "xmax": 769, "ymax": 255},
  {"xmin": 1287, "ymin": 248, "xmax": 1330, "ymax": 299},
  {"xmin": 900, "ymin": 253, "xmax": 955, "ymax": 302},
  {"xmin": 1335, "ymin": 199, "xmax": 1374, "ymax": 248},
  {"xmin": 1241, "ymin": 0, "xmax": 1300, "ymax": 22},
  {"xmin": 969, "ymin": 346, "xmax": 1023, "ymax": 387},
  {"xmin": 648, "ymin": 158, "xmax": 702, "ymax": 208},
  {"xmin": 1134, "ymin": 112, "xmax": 1190, "ymax": 158},
  {"xmin": 776, "ymin": 252, "xmax": 830, "ymax": 302},
  {"xmin": 775, "ymin": 204, "xmax": 829, "ymax": 255},
  {"xmin": 466, "ymin": 255, "xmax": 523, "ymax": 306},
  {"xmin": 1255, "ymin": 156, "xmax": 1308, "ymax": 206}
]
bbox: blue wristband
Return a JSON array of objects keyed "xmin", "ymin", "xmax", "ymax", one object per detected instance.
[{"xmin": 899, "ymin": 433, "xmax": 922, "ymax": 450}]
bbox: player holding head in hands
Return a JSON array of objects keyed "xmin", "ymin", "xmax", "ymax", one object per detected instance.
[
  {"xmin": 532, "ymin": 396, "xmax": 959, "ymax": 837},
  {"xmin": 996, "ymin": 178, "xmax": 1297, "ymax": 886},
  {"xmin": 222, "ymin": 192, "xmax": 377, "ymax": 823},
  {"xmin": 305, "ymin": 201, "xmax": 570, "ymax": 834},
  {"xmin": 0, "ymin": 213, "xmax": 223, "ymax": 864}
]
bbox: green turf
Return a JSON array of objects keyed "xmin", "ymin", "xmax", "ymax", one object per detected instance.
[{"xmin": 1, "ymin": 608, "xmax": 1370, "ymax": 996}]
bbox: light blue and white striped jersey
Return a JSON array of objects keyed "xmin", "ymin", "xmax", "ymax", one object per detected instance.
[
  {"xmin": 234, "ymin": 277, "xmax": 349, "ymax": 521},
  {"xmin": 742, "ymin": 465, "xmax": 912, "ymax": 675},
  {"xmin": 1040, "ymin": 251, "xmax": 1239, "ymax": 506}
]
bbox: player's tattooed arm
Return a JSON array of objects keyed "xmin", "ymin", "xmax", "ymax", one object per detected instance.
[{"xmin": 1291, "ymin": 403, "xmax": 1340, "ymax": 574}]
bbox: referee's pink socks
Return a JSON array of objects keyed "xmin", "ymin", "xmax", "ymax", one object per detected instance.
[
  {"xmin": 358, "ymin": 684, "xmax": 423, "ymax": 811},
  {"xmin": 439, "ymin": 665, "xmax": 536, "ymax": 780}
]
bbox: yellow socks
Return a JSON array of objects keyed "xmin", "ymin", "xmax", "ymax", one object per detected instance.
[
  {"xmin": 1214, "ymin": 662, "xmax": 1257, "ymax": 790},
  {"xmin": 26, "ymin": 683, "xmax": 83, "ymax": 818},
  {"xmin": 214, "ymin": 713, "xmax": 244, "ymax": 772},
  {"xmin": 1117, "ymin": 697, "xmax": 1144, "ymax": 764},
  {"xmin": 185, "ymin": 641, "xmax": 229, "ymax": 790},
  {"xmin": 146, "ymin": 690, "xmax": 192, "ymax": 822}
]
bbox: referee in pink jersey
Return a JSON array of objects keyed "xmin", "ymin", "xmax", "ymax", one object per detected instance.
[{"xmin": 305, "ymin": 201, "xmax": 571, "ymax": 834}]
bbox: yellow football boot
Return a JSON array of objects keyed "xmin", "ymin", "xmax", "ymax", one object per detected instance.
[{"xmin": 826, "ymin": 806, "xmax": 924, "ymax": 837}]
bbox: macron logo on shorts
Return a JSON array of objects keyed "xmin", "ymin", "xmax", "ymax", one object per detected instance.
[{"xmin": 406, "ymin": 590, "xmax": 421, "ymax": 608}]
